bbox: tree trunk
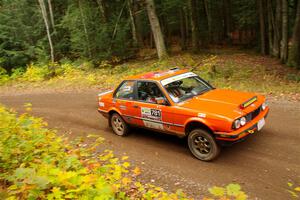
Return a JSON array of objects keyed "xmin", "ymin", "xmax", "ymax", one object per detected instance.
[
  {"xmin": 78, "ymin": 0, "xmax": 92, "ymax": 58},
  {"xmin": 180, "ymin": 8, "xmax": 187, "ymax": 50},
  {"xmin": 280, "ymin": 0, "xmax": 288, "ymax": 63},
  {"xmin": 273, "ymin": 0, "xmax": 282, "ymax": 57},
  {"xmin": 128, "ymin": 0, "xmax": 138, "ymax": 47},
  {"xmin": 133, "ymin": 1, "xmax": 144, "ymax": 47},
  {"xmin": 188, "ymin": 0, "xmax": 200, "ymax": 52},
  {"xmin": 267, "ymin": 0, "xmax": 273, "ymax": 54},
  {"xmin": 47, "ymin": 0, "xmax": 55, "ymax": 32},
  {"xmin": 184, "ymin": 6, "xmax": 189, "ymax": 46},
  {"xmin": 145, "ymin": 0, "xmax": 168, "ymax": 59},
  {"xmin": 110, "ymin": 0, "xmax": 126, "ymax": 48},
  {"xmin": 203, "ymin": 0, "xmax": 211, "ymax": 42},
  {"xmin": 258, "ymin": 0, "xmax": 267, "ymax": 55},
  {"xmin": 288, "ymin": 0, "xmax": 300, "ymax": 68},
  {"xmin": 38, "ymin": 0, "xmax": 54, "ymax": 63},
  {"xmin": 96, "ymin": 0, "xmax": 107, "ymax": 23},
  {"xmin": 223, "ymin": 0, "xmax": 232, "ymax": 44}
]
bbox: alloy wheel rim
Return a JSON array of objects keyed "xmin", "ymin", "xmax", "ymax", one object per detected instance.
[
  {"xmin": 193, "ymin": 135, "xmax": 211, "ymax": 155},
  {"xmin": 112, "ymin": 116, "xmax": 124, "ymax": 135}
]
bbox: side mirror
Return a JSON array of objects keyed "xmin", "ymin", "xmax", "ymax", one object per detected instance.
[{"xmin": 156, "ymin": 97, "xmax": 167, "ymax": 105}]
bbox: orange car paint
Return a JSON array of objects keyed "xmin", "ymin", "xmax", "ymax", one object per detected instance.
[{"xmin": 97, "ymin": 69, "xmax": 269, "ymax": 142}]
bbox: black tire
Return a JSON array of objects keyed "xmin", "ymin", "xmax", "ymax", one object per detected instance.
[
  {"xmin": 187, "ymin": 129, "xmax": 220, "ymax": 161},
  {"xmin": 110, "ymin": 113, "xmax": 129, "ymax": 136}
]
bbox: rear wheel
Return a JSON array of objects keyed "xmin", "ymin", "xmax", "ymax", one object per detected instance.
[
  {"xmin": 110, "ymin": 113, "xmax": 129, "ymax": 136},
  {"xmin": 187, "ymin": 129, "xmax": 220, "ymax": 161}
]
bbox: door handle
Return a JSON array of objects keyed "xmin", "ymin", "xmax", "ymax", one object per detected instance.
[{"xmin": 133, "ymin": 105, "xmax": 139, "ymax": 108}]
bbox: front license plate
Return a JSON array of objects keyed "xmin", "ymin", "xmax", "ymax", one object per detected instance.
[{"xmin": 257, "ymin": 118, "xmax": 265, "ymax": 131}]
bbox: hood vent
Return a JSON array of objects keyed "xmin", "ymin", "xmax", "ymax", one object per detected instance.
[{"xmin": 240, "ymin": 96, "xmax": 257, "ymax": 109}]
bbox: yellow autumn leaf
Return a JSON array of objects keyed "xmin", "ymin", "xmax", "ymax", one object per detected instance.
[
  {"xmin": 122, "ymin": 162, "xmax": 130, "ymax": 168},
  {"xmin": 121, "ymin": 156, "xmax": 129, "ymax": 160},
  {"xmin": 295, "ymin": 187, "xmax": 300, "ymax": 192},
  {"xmin": 132, "ymin": 167, "xmax": 141, "ymax": 176},
  {"xmin": 121, "ymin": 177, "xmax": 132, "ymax": 185},
  {"xmin": 24, "ymin": 103, "xmax": 32, "ymax": 111}
]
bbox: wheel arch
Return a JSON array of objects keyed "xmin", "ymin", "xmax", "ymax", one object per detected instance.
[
  {"xmin": 184, "ymin": 119, "xmax": 214, "ymax": 136},
  {"xmin": 108, "ymin": 109, "xmax": 121, "ymax": 127}
]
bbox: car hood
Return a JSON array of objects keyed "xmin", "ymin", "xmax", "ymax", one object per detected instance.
[{"xmin": 177, "ymin": 89, "xmax": 257, "ymax": 119}]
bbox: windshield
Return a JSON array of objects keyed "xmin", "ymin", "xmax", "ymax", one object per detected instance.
[{"xmin": 162, "ymin": 73, "xmax": 212, "ymax": 103}]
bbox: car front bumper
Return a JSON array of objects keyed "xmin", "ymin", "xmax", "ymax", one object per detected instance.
[{"xmin": 214, "ymin": 107, "xmax": 269, "ymax": 146}]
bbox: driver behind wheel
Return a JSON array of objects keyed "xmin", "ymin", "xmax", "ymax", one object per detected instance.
[
  {"xmin": 146, "ymin": 84, "xmax": 162, "ymax": 103},
  {"xmin": 166, "ymin": 81, "xmax": 185, "ymax": 102}
]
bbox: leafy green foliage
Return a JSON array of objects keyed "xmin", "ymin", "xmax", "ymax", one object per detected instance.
[
  {"xmin": 0, "ymin": 0, "xmax": 46, "ymax": 70},
  {"xmin": 0, "ymin": 67, "xmax": 9, "ymax": 85},
  {"xmin": 207, "ymin": 183, "xmax": 247, "ymax": 200},
  {"xmin": 287, "ymin": 182, "xmax": 300, "ymax": 198},
  {"xmin": 0, "ymin": 104, "xmax": 192, "ymax": 199}
]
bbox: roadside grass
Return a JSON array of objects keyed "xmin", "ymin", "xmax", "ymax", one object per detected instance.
[
  {"xmin": 0, "ymin": 104, "xmax": 248, "ymax": 200},
  {"xmin": 0, "ymin": 49, "xmax": 299, "ymax": 100}
]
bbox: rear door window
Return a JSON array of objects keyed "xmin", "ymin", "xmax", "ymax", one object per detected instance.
[{"xmin": 115, "ymin": 80, "xmax": 135, "ymax": 100}]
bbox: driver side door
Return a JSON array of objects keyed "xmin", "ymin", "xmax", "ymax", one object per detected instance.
[{"xmin": 131, "ymin": 81, "xmax": 173, "ymax": 132}]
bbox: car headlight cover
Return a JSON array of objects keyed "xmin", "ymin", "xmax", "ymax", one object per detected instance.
[
  {"xmin": 234, "ymin": 119, "xmax": 241, "ymax": 129},
  {"xmin": 240, "ymin": 117, "xmax": 246, "ymax": 126}
]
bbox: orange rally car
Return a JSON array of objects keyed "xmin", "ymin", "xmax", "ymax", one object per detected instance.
[{"xmin": 97, "ymin": 68, "xmax": 269, "ymax": 161}]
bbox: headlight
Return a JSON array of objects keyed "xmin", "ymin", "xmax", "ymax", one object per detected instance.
[
  {"xmin": 233, "ymin": 119, "xmax": 241, "ymax": 129},
  {"xmin": 240, "ymin": 117, "xmax": 246, "ymax": 126},
  {"xmin": 233, "ymin": 116, "xmax": 247, "ymax": 129},
  {"xmin": 262, "ymin": 101, "xmax": 267, "ymax": 110}
]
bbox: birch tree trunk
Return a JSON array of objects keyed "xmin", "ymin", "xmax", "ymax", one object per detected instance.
[
  {"xmin": 258, "ymin": 0, "xmax": 266, "ymax": 55},
  {"xmin": 96, "ymin": 0, "xmax": 107, "ymax": 23},
  {"xmin": 145, "ymin": 0, "xmax": 168, "ymax": 59},
  {"xmin": 128, "ymin": 0, "xmax": 138, "ymax": 46},
  {"xmin": 47, "ymin": 0, "xmax": 55, "ymax": 32},
  {"xmin": 288, "ymin": 0, "xmax": 300, "ymax": 68},
  {"xmin": 38, "ymin": 0, "xmax": 54, "ymax": 63},
  {"xmin": 280, "ymin": 0, "xmax": 288, "ymax": 63},
  {"xmin": 78, "ymin": 0, "xmax": 92, "ymax": 58}
]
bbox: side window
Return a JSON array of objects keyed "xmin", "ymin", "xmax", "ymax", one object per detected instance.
[
  {"xmin": 137, "ymin": 81, "xmax": 165, "ymax": 104},
  {"xmin": 115, "ymin": 81, "xmax": 135, "ymax": 99}
]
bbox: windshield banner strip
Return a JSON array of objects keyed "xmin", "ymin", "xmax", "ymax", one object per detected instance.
[{"xmin": 161, "ymin": 72, "xmax": 197, "ymax": 86}]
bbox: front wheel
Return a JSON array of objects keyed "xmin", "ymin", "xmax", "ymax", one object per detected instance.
[
  {"xmin": 187, "ymin": 129, "xmax": 220, "ymax": 161},
  {"xmin": 110, "ymin": 113, "xmax": 129, "ymax": 136}
]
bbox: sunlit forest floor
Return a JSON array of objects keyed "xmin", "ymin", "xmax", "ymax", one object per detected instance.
[{"xmin": 1, "ymin": 47, "xmax": 299, "ymax": 101}]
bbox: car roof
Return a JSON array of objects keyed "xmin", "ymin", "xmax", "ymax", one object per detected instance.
[{"xmin": 126, "ymin": 68, "xmax": 189, "ymax": 81}]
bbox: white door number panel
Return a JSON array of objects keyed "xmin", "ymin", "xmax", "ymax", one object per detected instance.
[
  {"xmin": 141, "ymin": 107, "xmax": 162, "ymax": 120},
  {"xmin": 141, "ymin": 107, "xmax": 163, "ymax": 130}
]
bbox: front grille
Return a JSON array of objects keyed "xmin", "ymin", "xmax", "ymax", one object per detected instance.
[{"xmin": 245, "ymin": 106, "xmax": 262, "ymax": 122}]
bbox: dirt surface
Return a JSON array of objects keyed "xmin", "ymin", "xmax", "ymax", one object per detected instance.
[{"xmin": 1, "ymin": 90, "xmax": 299, "ymax": 200}]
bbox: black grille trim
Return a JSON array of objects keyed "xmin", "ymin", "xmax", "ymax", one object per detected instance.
[{"xmin": 245, "ymin": 106, "xmax": 262, "ymax": 122}]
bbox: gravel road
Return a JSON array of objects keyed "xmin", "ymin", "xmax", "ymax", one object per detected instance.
[{"xmin": 1, "ymin": 90, "xmax": 299, "ymax": 199}]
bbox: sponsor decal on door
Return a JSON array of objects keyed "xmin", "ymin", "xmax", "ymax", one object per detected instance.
[
  {"xmin": 141, "ymin": 107, "xmax": 162, "ymax": 120},
  {"xmin": 141, "ymin": 107, "xmax": 163, "ymax": 130}
]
